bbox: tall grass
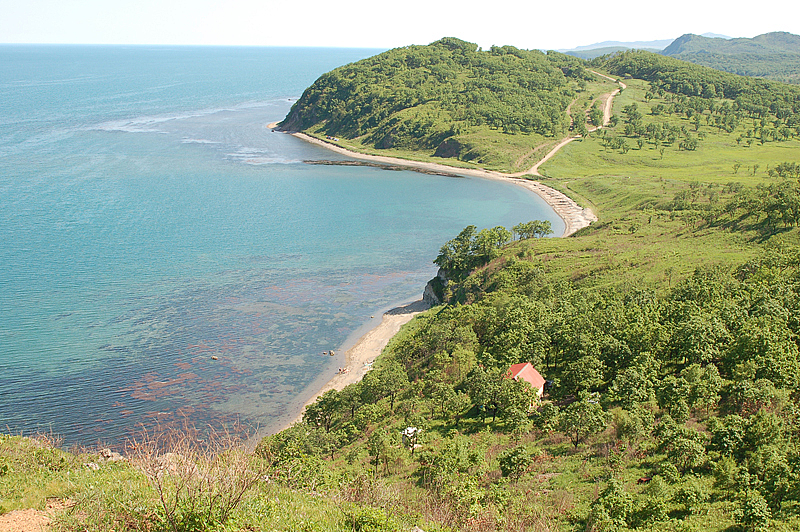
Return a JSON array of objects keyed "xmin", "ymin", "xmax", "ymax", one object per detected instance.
[{"xmin": 127, "ymin": 424, "xmax": 265, "ymax": 532}]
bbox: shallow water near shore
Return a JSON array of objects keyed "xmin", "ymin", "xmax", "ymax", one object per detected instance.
[{"xmin": 0, "ymin": 45, "xmax": 563, "ymax": 445}]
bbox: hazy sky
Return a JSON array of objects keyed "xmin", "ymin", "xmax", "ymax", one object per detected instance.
[{"xmin": 1, "ymin": 0, "xmax": 798, "ymax": 50}]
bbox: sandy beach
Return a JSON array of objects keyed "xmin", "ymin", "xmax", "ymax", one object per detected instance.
[
  {"xmin": 274, "ymin": 300, "xmax": 429, "ymax": 433},
  {"xmin": 267, "ymin": 121, "xmax": 597, "ymax": 237}
]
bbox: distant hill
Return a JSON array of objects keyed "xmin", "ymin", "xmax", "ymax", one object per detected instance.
[
  {"xmin": 662, "ymin": 31, "xmax": 800, "ymax": 84},
  {"xmin": 565, "ymin": 46, "xmax": 661, "ymax": 60},
  {"xmin": 280, "ymin": 38, "xmax": 594, "ymax": 169},
  {"xmin": 563, "ymin": 34, "xmax": 729, "ymax": 61},
  {"xmin": 565, "ymin": 38, "xmax": 675, "ymax": 52}
]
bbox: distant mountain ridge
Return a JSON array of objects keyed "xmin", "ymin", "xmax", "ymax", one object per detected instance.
[
  {"xmin": 661, "ymin": 31, "xmax": 800, "ymax": 84},
  {"xmin": 566, "ymin": 38, "xmax": 676, "ymax": 52},
  {"xmin": 561, "ymin": 33, "xmax": 730, "ymax": 60}
]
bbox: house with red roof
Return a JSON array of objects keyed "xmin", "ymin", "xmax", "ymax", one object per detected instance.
[{"xmin": 506, "ymin": 362, "xmax": 546, "ymax": 398}]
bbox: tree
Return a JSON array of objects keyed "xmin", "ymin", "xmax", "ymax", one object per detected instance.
[
  {"xmin": 588, "ymin": 478, "xmax": 634, "ymax": 531},
  {"xmin": 559, "ymin": 392, "xmax": 609, "ymax": 448},
  {"xmin": 304, "ymin": 389, "xmax": 341, "ymax": 432},
  {"xmin": 512, "ymin": 220, "xmax": 553, "ymax": 240},
  {"xmin": 467, "ymin": 366, "xmax": 504, "ymax": 423},
  {"xmin": 656, "ymin": 375, "xmax": 691, "ymax": 422},
  {"xmin": 656, "ymin": 415, "xmax": 707, "ymax": 473},
  {"xmin": 431, "ymin": 381, "xmax": 457, "ymax": 419},
  {"xmin": 609, "ymin": 352, "xmax": 658, "ymax": 408},
  {"xmin": 433, "ymin": 225, "xmax": 512, "ymax": 279},
  {"xmin": 683, "ymin": 363, "xmax": 722, "ymax": 415},
  {"xmin": 498, "ymin": 444, "xmax": 538, "ymax": 481},
  {"xmin": 377, "ymin": 360, "xmax": 409, "ymax": 411},
  {"xmin": 472, "ymin": 226, "xmax": 512, "ymax": 265},
  {"xmin": 673, "ymin": 476, "xmax": 709, "ymax": 514},
  {"xmin": 338, "ymin": 383, "xmax": 362, "ymax": 420},
  {"xmin": 367, "ymin": 428, "xmax": 392, "ymax": 476},
  {"xmin": 499, "ymin": 378, "xmax": 536, "ymax": 433},
  {"xmin": 735, "ymin": 490, "xmax": 771, "ymax": 532},
  {"xmin": 561, "ymin": 355, "xmax": 605, "ymax": 396},
  {"xmin": 417, "ymin": 432, "xmax": 483, "ymax": 490},
  {"xmin": 590, "ymin": 105, "xmax": 604, "ymax": 128},
  {"xmin": 574, "ymin": 116, "xmax": 588, "ymax": 137},
  {"xmin": 433, "ymin": 225, "xmax": 477, "ymax": 275}
]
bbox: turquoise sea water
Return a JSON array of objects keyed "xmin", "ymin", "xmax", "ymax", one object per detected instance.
[{"xmin": 0, "ymin": 45, "xmax": 564, "ymax": 445}]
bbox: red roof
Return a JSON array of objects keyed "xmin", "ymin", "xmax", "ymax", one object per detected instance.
[{"xmin": 506, "ymin": 362, "xmax": 546, "ymax": 391}]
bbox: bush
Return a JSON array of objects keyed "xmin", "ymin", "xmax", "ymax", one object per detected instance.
[
  {"xmin": 673, "ymin": 476, "xmax": 709, "ymax": 514},
  {"xmin": 342, "ymin": 505, "xmax": 402, "ymax": 532},
  {"xmin": 498, "ymin": 444, "xmax": 539, "ymax": 481},
  {"xmin": 129, "ymin": 426, "xmax": 265, "ymax": 532},
  {"xmin": 734, "ymin": 490, "xmax": 771, "ymax": 532}
]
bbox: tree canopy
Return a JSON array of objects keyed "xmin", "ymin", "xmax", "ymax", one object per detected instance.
[{"xmin": 280, "ymin": 38, "xmax": 589, "ymax": 156}]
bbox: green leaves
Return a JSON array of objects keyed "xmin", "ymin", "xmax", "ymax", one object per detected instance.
[
  {"xmin": 559, "ymin": 392, "xmax": 609, "ymax": 448},
  {"xmin": 433, "ymin": 225, "xmax": 512, "ymax": 279},
  {"xmin": 512, "ymin": 220, "xmax": 553, "ymax": 240},
  {"xmin": 282, "ymin": 39, "xmax": 576, "ymax": 154}
]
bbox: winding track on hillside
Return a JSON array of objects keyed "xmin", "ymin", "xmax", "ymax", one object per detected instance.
[{"xmin": 527, "ymin": 71, "xmax": 626, "ymax": 177}]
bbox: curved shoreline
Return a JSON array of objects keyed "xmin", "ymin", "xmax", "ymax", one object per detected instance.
[
  {"xmin": 262, "ymin": 125, "xmax": 592, "ymax": 437},
  {"xmin": 262, "ymin": 81, "xmax": 625, "ymax": 434},
  {"xmin": 267, "ymin": 123, "xmax": 596, "ymax": 237},
  {"xmin": 268, "ymin": 300, "xmax": 429, "ymax": 436}
]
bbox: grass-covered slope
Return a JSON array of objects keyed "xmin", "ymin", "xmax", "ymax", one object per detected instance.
[
  {"xmin": 662, "ymin": 32, "xmax": 800, "ymax": 84},
  {"xmin": 279, "ymin": 37, "xmax": 609, "ymax": 172},
  {"xmin": 542, "ymin": 51, "xmax": 800, "ymax": 188}
]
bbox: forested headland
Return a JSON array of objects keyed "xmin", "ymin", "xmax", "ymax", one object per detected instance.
[
  {"xmin": 279, "ymin": 37, "xmax": 603, "ymax": 172},
  {"xmin": 272, "ymin": 43, "xmax": 800, "ymax": 532},
  {"xmin": 4, "ymin": 40, "xmax": 800, "ymax": 532}
]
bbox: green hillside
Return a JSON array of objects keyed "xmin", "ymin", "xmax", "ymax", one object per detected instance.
[
  {"xmin": 279, "ymin": 37, "xmax": 616, "ymax": 172},
  {"xmin": 661, "ymin": 32, "xmax": 800, "ymax": 84},
  {"xmin": 566, "ymin": 46, "xmax": 661, "ymax": 60}
]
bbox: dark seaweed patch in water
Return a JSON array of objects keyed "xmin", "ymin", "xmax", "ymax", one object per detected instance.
[{"xmin": 0, "ymin": 265, "xmax": 422, "ymax": 446}]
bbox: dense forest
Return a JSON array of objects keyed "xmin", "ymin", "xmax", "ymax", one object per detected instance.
[
  {"xmin": 260, "ymin": 45, "xmax": 800, "ymax": 532},
  {"xmin": 661, "ymin": 32, "xmax": 800, "ymax": 85},
  {"xmin": 603, "ymin": 50, "xmax": 800, "ymax": 118},
  {"xmin": 280, "ymin": 38, "xmax": 592, "ymax": 166}
]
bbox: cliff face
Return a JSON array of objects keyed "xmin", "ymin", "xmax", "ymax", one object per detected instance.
[
  {"xmin": 422, "ymin": 269, "xmax": 448, "ymax": 307},
  {"xmin": 277, "ymin": 104, "xmax": 312, "ymax": 132}
]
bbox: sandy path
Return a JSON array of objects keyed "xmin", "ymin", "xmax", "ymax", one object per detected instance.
[
  {"xmin": 276, "ymin": 300, "xmax": 429, "ymax": 432},
  {"xmin": 0, "ymin": 501, "xmax": 69, "ymax": 532},
  {"xmin": 589, "ymin": 70, "xmax": 627, "ymax": 125},
  {"xmin": 529, "ymin": 72, "xmax": 625, "ymax": 177}
]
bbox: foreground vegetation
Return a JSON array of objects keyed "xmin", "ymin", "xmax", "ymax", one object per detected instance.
[{"xmin": 4, "ymin": 42, "xmax": 800, "ymax": 532}]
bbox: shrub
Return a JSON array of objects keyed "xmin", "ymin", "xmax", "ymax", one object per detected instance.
[{"xmin": 129, "ymin": 425, "xmax": 265, "ymax": 532}]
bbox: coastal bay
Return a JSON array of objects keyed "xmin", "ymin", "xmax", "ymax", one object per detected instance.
[
  {"xmin": 0, "ymin": 45, "xmax": 563, "ymax": 445},
  {"xmin": 269, "ymin": 124, "xmax": 596, "ymax": 237}
]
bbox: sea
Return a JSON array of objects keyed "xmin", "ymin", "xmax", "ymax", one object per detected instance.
[{"xmin": 0, "ymin": 45, "xmax": 564, "ymax": 446}]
